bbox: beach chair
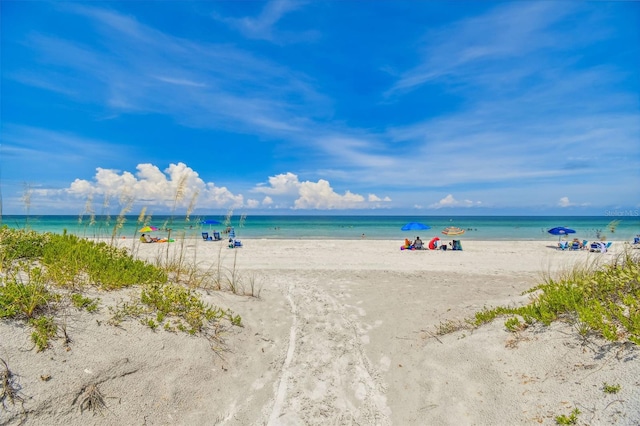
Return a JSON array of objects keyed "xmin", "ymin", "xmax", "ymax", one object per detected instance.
[
  {"xmin": 202, "ymin": 232, "xmax": 210, "ymax": 241},
  {"xmin": 557, "ymin": 241, "xmax": 568, "ymax": 250},
  {"xmin": 234, "ymin": 239, "xmax": 243, "ymax": 248},
  {"xmin": 451, "ymin": 240, "xmax": 462, "ymax": 251},
  {"xmin": 570, "ymin": 241, "xmax": 581, "ymax": 250},
  {"xmin": 213, "ymin": 231, "xmax": 222, "ymax": 241},
  {"xmin": 632, "ymin": 236, "xmax": 640, "ymax": 249},
  {"xmin": 590, "ymin": 242, "xmax": 611, "ymax": 253}
]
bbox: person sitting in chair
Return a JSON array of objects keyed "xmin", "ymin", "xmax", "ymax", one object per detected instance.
[
  {"xmin": 140, "ymin": 233, "xmax": 158, "ymax": 243},
  {"xmin": 413, "ymin": 237, "xmax": 424, "ymax": 250}
]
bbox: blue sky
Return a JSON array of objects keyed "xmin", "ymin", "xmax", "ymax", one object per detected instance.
[{"xmin": 1, "ymin": 1, "xmax": 639, "ymax": 216}]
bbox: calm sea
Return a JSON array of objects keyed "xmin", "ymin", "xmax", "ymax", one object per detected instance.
[{"xmin": 1, "ymin": 215, "xmax": 639, "ymax": 242}]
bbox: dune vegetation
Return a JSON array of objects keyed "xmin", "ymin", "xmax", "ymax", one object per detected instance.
[
  {"xmin": 473, "ymin": 250, "xmax": 640, "ymax": 346},
  {"xmin": 0, "ymin": 227, "xmax": 242, "ymax": 352}
]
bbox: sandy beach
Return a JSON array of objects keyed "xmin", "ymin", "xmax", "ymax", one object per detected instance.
[{"xmin": 1, "ymin": 239, "xmax": 639, "ymax": 425}]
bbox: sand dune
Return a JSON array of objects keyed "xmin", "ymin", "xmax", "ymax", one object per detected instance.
[{"xmin": 1, "ymin": 240, "xmax": 638, "ymax": 425}]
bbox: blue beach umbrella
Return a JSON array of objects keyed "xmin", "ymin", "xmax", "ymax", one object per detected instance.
[
  {"xmin": 547, "ymin": 226, "xmax": 576, "ymax": 241},
  {"xmin": 401, "ymin": 222, "xmax": 431, "ymax": 231}
]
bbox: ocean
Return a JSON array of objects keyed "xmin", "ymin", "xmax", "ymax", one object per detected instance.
[{"xmin": 1, "ymin": 215, "xmax": 639, "ymax": 242}]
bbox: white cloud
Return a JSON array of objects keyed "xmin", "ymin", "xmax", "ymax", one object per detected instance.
[
  {"xmin": 429, "ymin": 194, "xmax": 481, "ymax": 209},
  {"xmin": 295, "ymin": 180, "xmax": 364, "ymax": 209},
  {"xmin": 47, "ymin": 167, "xmax": 392, "ymax": 212},
  {"xmin": 254, "ymin": 172, "xmax": 390, "ymax": 209},
  {"xmin": 62, "ymin": 162, "xmax": 243, "ymax": 210},
  {"xmin": 558, "ymin": 196, "xmax": 591, "ymax": 208},
  {"xmin": 254, "ymin": 172, "xmax": 301, "ymax": 195},
  {"xmin": 558, "ymin": 196, "xmax": 573, "ymax": 207},
  {"xmin": 246, "ymin": 199, "xmax": 260, "ymax": 208}
]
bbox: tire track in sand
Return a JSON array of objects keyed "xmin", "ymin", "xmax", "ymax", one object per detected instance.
[
  {"xmin": 266, "ymin": 274, "xmax": 390, "ymax": 425},
  {"xmin": 268, "ymin": 286, "xmax": 297, "ymax": 425}
]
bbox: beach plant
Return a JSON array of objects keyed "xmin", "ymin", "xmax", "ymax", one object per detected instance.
[
  {"xmin": 555, "ymin": 407, "xmax": 580, "ymax": 425},
  {"xmin": 29, "ymin": 315, "xmax": 57, "ymax": 352},
  {"xmin": 435, "ymin": 319, "xmax": 467, "ymax": 336},
  {"xmin": 20, "ymin": 183, "xmax": 33, "ymax": 225},
  {"xmin": 110, "ymin": 197, "xmax": 134, "ymax": 244},
  {"xmin": 0, "ymin": 270, "xmax": 54, "ymax": 319},
  {"xmin": 1, "ymin": 219, "xmax": 244, "ymax": 351},
  {"xmin": 504, "ymin": 317, "xmax": 527, "ymax": 332},
  {"xmin": 246, "ymin": 272, "xmax": 262, "ymax": 298},
  {"xmin": 71, "ymin": 293, "xmax": 99, "ymax": 313},
  {"xmin": 225, "ymin": 249, "xmax": 241, "ymax": 294},
  {"xmin": 72, "ymin": 382, "xmax": 107, "ymax": 415},
  {"xmin": 139, "ymin": 282, "xmax": 241, "ymax": 334},
  {"xmin": 1, "ymin": 358, "xmax": 24, "ymax": 410},
  {"xmin": 465, "ymin": 250, "xmax": 640, "ymax": 346},
  {"xmin": 602, "ymin": 382, "xmax": 621, "ymax": 394}
]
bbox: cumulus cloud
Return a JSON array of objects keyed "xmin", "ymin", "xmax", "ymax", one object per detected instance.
[
  {"xmin": 64, "ymin": 162, "xmax": 243, "ymax": 209},
  {"xmin": 45, "ymin": 166, "xmax": 391, "ymax": 212},
  {"xmin": 558, "ymin": 196, "xmax": 590, "ymax": 208},
  {"xmin": 254, "ymin": 172, "xmax": 301, "ymax": 196},
  {"xmin": 295, "ymin": 180, "xmax": 364, "ymax": 209},
  {"xmin": 254, "ymin": 172, "xmax": 390, "ymax": 209},
  {"xmin": 558, "ymin": 196, "xmax": 573, "ymax": 207},
  {"xmin": 245, "ymin": 199, "xmax": 260, "ymax": 208},
  {"xmin": 429, "ymin": 194, "xmax": 481, "ymax": 209},
  {"xmin": 367, "ymin": 194, "xmax": 391, "ymax": 202}
]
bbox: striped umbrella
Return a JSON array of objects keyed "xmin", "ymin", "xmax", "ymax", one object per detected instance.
[
  {"xmin": 139, "ymin": 225, "xmax": 159, "ymax": 233},
  {"xmin": 442, "ymin": 226, "xmax": 465, "ymax": 236}
]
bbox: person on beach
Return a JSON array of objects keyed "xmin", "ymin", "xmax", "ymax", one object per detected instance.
[
  {"xmin": 572, "ymin": 238, "xmax": 583, "ymax": 249},
  {"xmin": 140, "ymin": 233, "xmax": 158, "ymax": 243},
  {"xmin": 414, "ymin": 237, "xmax": 424, "ymax": 249}
]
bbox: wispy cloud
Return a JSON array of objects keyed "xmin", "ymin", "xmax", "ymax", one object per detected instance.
[
  {"xmin": 3, "ymin": 2, "xmax": 637, "ymax": 214},
  {"xmin": 386, "ymin": 2, "xmax": 577, "ymax": 95},
  {"xmin": 23, "ymin": 4, "xmax": 326, "ymax": 137},
  {"xmin": 214, "ymin": 0, "xmax": 304, "ymax": 42}
]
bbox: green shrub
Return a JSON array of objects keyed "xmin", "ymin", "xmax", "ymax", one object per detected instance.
[
  {"xmin": 0, "ymin": 273, "xmax": 54, "ymax": 319},
  {"xmin": 71, "ymin": 293, "xmax": 99, "ymax": 312},
  {"xmin": 555, "ymin": 408, "xmax": 580, "ymax": 425},
  {"xmin": 504, "ymin": 317, "xmax": 525, "ymax": 332},
  {"xmin": 442, "ymin": 251, "xmax": 640, "ymax": 345},
  {"xmin": 140, "ymin": 282, "xmax": 241, "ymax": 334},
  {"xmin": 29, "ymin": 316, "xmax": 57, "ymax": 352},
  {"xmin": 603, "ymin": 382, "xmax": 621, "ymax": 394},
  {"xmin": 1, "ymin": 226, "xmax": 241, "ymax": 351}
]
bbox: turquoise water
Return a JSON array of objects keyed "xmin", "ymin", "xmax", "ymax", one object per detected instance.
[{"xmin": 2, "ymin": 215, "xmax": 639, "ymax": 241}]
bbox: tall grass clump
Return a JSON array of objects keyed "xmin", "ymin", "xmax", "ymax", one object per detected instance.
[
  {"xmin": 472, "ymin": 251, "xmax": 640, "ymax": 345},
  {"xmin": 1, "ymin": 227, "xmax": 243, "ymax": 351}
]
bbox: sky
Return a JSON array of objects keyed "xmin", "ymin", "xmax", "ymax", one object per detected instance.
[{"xmin": 1, "ymin": 1, "xmax": 639, "ymax": 217}]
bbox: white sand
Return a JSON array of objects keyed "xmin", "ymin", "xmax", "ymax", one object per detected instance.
[{"xmin": 1, "ymin": 239, "xmax": 639, "ymax": 425}]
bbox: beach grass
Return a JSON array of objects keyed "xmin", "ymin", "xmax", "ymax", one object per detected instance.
[
  {"xmin": 471, "ymin": 250, "xmax": 640, "ymax": 345},
  {"xmin": 0, "ymin": 226, "xmax": 241, "ymax": 351}
]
